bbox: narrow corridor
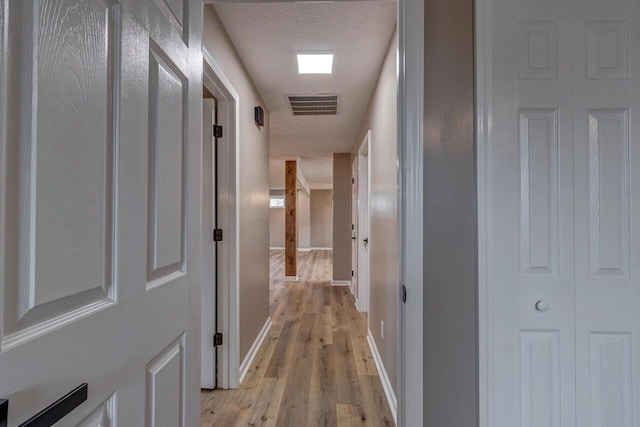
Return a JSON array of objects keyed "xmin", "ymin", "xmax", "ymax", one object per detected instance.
[{"xmin": 201, "ymin": 250, "xmax": 394, "ymax": 426}]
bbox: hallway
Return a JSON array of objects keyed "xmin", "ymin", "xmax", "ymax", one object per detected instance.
[{"xmin": 201, "ymin": 250, "xmax": 394, "ymax": 426}]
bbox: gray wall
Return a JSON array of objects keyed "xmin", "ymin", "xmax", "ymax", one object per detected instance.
[
  {"xmin": 297, "ymin": 190, "xmax": 311, "ymax": 249},
  {"xmin": 269, "ymin": 190, "xmax": 285, "ymax": 248},
  {"xmin": 332, "ymin": 154, "xmax": 352, "ymax": 281},
  {"xmin": 203, "ymin": 6, "xmax": 270, "ymax": 363},
  {"xmin": 310, "ymin": 190, "xmax": 333, "ymax": 248},
  {"xmin": 351, "ymin": 28, "xmax": 399, "ymax": 394},
  {"xmin": 423, "ymin": 0, "xmax": 477, "ymax": 425}
]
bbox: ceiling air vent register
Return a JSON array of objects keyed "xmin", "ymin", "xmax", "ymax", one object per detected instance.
[{"xmin": 287, "ymin": 94, "xmax": 339, "ymax": 116}]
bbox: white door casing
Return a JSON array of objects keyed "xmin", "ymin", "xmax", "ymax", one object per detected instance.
[
  {"xmin": 0, "ymin": 0, "xmax": 203, "ymax": 425},
  {"xmin": 479, "ymin": 0, "xmax": 640, "ymax": 425},
  {"xmin": 202, "ymin": 48, "xmax": 240, "ymax": 390}
]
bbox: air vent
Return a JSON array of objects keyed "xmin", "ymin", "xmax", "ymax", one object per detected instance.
[{"xmin": 287, "ymin": 94, "xmax": 339, "ymax": 116}]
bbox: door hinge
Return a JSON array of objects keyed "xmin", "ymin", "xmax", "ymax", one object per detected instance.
[
  {"xmin": 401, "ymin": 285, "xmax": 407, "ymax": 304},
  {"xmin": 352, "ymin": 270, "xmax": 354, "ymax": 277},
  {"xmin": 352, "ymin": 178, "xmax": 355, "ymax": 184},
  {"xmin": 213, "ymin": 124, "xmax": 223, "ymax": 139},
  {"xmin": 213, "ymin": 229, "xmax": 223, "ymax": 242},
  {"xmin": 213, "ymin": 332, "xmax": 223, "ymax": 347}
]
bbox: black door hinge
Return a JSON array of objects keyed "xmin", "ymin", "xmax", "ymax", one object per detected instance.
[
  {"xmin": 213, "ymin": 229, "xmax": 223, "ymax": 242},
  {"xmin": 213, "ymin": 332, "xmax": 223, "ymax": 347},
  {"xmin": 401, "ymin": 285, "xmax": 407, "ymax": 304},
  {"xmin": 351, "ymin": 270, "xmax": 354, "ymax": 277},
  {"xmin": 352, "ymin": 178, "xmax": 355, "ymax": 184},
  {"xmin": 213, "ymin": 125, "xmax": 223, "ymax": 139}
]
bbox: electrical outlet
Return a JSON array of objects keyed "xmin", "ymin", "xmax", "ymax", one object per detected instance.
[{"xmin": 380, "ymin": 321, "xmax": 385, "ymax": 340}]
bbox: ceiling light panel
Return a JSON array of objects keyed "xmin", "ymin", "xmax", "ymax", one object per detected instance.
[{"xmin": 297, "ymin": 53, "xmax": 334, "ymax": 74}]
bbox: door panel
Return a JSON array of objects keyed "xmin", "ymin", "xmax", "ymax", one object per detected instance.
[
  {"xmin": 147, "ymin": 45, "xmax": 187, "ymax": 285},
  {"xmin": 489, "ymin": 0, "xmax": 639, "ymax": 425},
  {"xmin": 573, "ymin": 0, "xmax": 640, "ymax": 424},
  {"xmin": 3, "ymin": 0, "xmax": 119, "ymax": 344},
  {"xmin": 0, "ymin": 0, "xmax": 202, "ymax": 425},
  {"xmin": 491, "ymin": 3, "xmax": 575, "ymax": 425}
]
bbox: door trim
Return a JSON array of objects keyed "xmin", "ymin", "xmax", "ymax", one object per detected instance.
[
  {"xmin": 202, "ymin": 47, "xmax": 241, "ymax": 389},
  {"xmin": 398, "ymin": 0, "xmax": 425, "ymax": 425},
  {"xmin": 475, "ymin": 0, "xmax": 493, "ymax": 425}
]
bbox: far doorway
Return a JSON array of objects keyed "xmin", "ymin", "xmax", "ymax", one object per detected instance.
[{"xmin": 356, "ymin": 131, "xmax": 371, "ymax": 314}]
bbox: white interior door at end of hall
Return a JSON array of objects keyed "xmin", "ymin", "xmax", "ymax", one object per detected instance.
[
  {"xmin": 201, "ymin": 98, "xmax": 217, "ymax": 389},
  {"xmin": 357, "ymin": 152, "xmax": 369, "ymax": 313},
  {"xmin": 488, "ymin": 0, "xmax": 640, "ymax": 425},
  {"xmin": 0, "ymin": 1, "xmax": 202, "ymax": 426},
  {"xmin": 351, "ymin": 160, "xmax": 358, "ymax": 298}
]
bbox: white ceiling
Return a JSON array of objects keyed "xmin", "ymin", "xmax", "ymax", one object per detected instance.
[
  {"xmin": 212, "ymin": 1, "xmax": 396, "ymax": 188},
  {"xmin": 269, "ymin": 158, "xmax": 333, "ymax": 191}
]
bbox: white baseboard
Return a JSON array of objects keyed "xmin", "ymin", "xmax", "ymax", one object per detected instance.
[
  {"xmin": 239, "ymin": 317, "xmax": 272, "ymax": 384},
  {"xmin": 331, "ymin": 280, "xmax": 351, "ymax": 286},
  {"xmin": 298, "ymin": 247, "xmax": 311, "ymax": 252},
  {"xmin": 367, "ymin": 330, "xmax": 397, "ymax": 425},
  {"xmin": 269, "ymin": 247, "xmax": 284, "ymax": 250},
  {"xmin": 284, "ymin": 276, "xmax": 299, "ymax": 282},
  {"xmin": 311, "ymin": 247, "xmax": 333, "ymax": 251}
]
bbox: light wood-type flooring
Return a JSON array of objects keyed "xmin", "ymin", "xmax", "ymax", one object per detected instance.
[{"xmin": 201, "ymin": 250, "xmax": 395, "ymax": 427}]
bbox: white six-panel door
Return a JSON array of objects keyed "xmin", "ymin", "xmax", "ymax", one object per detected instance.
[
  {"xmin": 0, "ymin": 0, "xmax": 202, "ymax": 425},
  {"xmin": 486, "ymin": 0, "xmax": 639, "ymax": 424}
]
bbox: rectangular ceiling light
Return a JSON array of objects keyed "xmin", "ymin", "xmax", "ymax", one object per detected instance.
[{"xmin": 297, "ymin": 53, "xmax": 333, "ymax": 74}]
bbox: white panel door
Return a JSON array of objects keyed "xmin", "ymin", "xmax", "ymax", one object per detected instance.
[
  {"xmin": 0, "ymin": 0, "xmax": 202, "ymax": 425},
  {"xmin": 351, "ymin": 160, "xmax": 358, "ymax": 297},
  {"xmin": 487, "ymin": 0, "xmax": 639, "ymax": 425},
  {"xmin": 357, "ymin": 150, "xmax": 370, "ymax": 313}
]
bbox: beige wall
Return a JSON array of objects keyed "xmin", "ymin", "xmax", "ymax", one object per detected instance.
[
  {"xmin": 332, "ymin": 154, "xmax": 352, "ymax": 281},
  {"xmin": 269, "ymin": 190, "xmax": 285, "ymax": 248},
  {"xmin": 203, "ymin": 6, "xmax": 270, "ymax": 362},
  {"xmin": 310, "ymin": 190, "xmax": 333, "ymax": 248},
  {"xmin": 297, "ymin": 190, "xmax": 311, "ymax": 249},
  {"xmin": 351, "ymin": 29, "xmax": 398, "ymax": 394}
]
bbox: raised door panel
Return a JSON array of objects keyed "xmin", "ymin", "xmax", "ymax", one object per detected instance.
[
  {"xmin": 520, "ymin": 331, "xmax": 560, "ymax": 427},
  {"xmin": 75, "ymin": 393, "xmax": 117, "ymax": 427},
  {"xmin": 145, "ymin": 336, "xmax": 185, "ymax": 427},
  {"xmin": 146, "ymin": 43, "xmax": 187, "ymax": 287},
  {"xmin": 3, "ymin": 0, "xmax": 119, "ymax": 345}
]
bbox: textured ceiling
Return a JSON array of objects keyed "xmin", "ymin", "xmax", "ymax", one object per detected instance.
[
  {"xmin": 213, "ymin": 1, "xmax": 397, "ymax": 168},
  {"xmin": 269, "ymin": 158, "xmax": 333, "ymax": 190}
]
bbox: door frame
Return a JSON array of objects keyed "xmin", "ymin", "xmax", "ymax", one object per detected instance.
[
  {"xmin": 397, "ymin": 0, "xmax": 425, "ymax": 425},
  {"xmin": 199, "ymin": 0, "xmax": 425, "ymax": 422},
  {"xmin": 202, "ymin": 48, "xmax": 241, "ymax": 389},
  {"xmin": 476, "ymin": 0, "xmax": 493, "ymax": 425},
  {"xmin": 356, "ymin": 132, "xmax": 371, "ymax": 314}
]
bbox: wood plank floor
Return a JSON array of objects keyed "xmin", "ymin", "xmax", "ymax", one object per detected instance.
[{"xmin": 201, "ymin": 250, "xmax": 395, "ymax": 427}]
